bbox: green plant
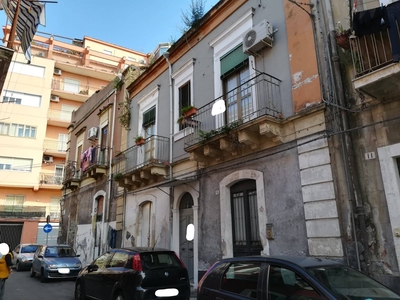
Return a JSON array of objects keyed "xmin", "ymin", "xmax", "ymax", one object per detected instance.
[
  {"xmin": 118, "ymin": 92, "xmax": 131, "ymax": 130},
  {"xmin": 113, "ymin": 173, "xmax": 122, "ymax": 181},
  {"xmin": 177, "ymin": 115, "xmax": 185, "ymax": 124},
  {"xmin": 113, "ymin": 77, "xmax": 124, "ymax": 90},
  {"xmin": 181, "ymin": 105, "xmax": 196, "ymax": 115},
  {"xmin": 180, "ymin": 0, "xmax": 205, "ymax": 32}
]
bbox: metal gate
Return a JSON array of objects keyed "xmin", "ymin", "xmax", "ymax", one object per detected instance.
[{"xmin": 0, "ymin": 223, "xmax": 23, "ymax": 249}]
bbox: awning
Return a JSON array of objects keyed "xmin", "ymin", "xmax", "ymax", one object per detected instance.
[{"xmin": 0, "ymin": 0, "xmax": 46, "ymax": 63}]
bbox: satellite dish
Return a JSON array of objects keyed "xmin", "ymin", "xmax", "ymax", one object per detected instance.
[{"xmin": 211, "ymin": 99, "xmax": 226, "ymax": 116}]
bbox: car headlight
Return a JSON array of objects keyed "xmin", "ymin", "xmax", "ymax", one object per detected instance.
[
  {"xmin": 19, "ymin": 255, "xmax": 27, "ymax": 262},
  {"xmin": 73, "ymin": 263, "xmax": 82, "ymax": 268},
  {"xmin": 48, "ymin": 264, "xmax": 58, "ymax": 269}
]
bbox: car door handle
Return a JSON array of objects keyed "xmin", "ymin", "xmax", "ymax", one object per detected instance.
[
  {"xmin": 181, "ymin": 248, "xmax": 185, "ymax": 250},
  {"xmin": 180, "ymin": 277, "xmax": 187, "ymax": 281}
]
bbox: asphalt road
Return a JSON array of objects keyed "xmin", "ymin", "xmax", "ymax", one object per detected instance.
[{"xmin": 5, "ymin": 269, "xmax": 76, "ymax": 300}]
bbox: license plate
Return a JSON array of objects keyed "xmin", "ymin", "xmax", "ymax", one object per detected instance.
[
  {"xmin": 58, "ymin": 268, "xmax": 70, "ymax": 274},
  {"xmin": 155, "ymin": 288, "xmax": 179, "ymax": 297}
]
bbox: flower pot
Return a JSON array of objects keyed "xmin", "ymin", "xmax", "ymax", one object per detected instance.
[
  {"xmin": 336, "ymin": 34, "xmax": 350, "ymax": 50},
  {"xmin": 135, "ymin": 139, "xmax": 145, "ymax": 146},
  {"xmin": 183, "ymin": 107, "xmax": 198, "ymax": 118}
]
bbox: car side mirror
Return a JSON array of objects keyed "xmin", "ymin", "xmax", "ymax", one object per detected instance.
[
  {"xmin": 76, "ymin": 254, "xmax": 80, "ymax": 257},
  {"xmin": 38, "ymin": 255, "xmax": 43, "ymax": 258},
  {"xmin": 88, "ymin": 264, "xmax": 99, "ymax": 272},
  {"xmin": 15, "ymin": 251, "xmax": 19, "ymax": 254}
]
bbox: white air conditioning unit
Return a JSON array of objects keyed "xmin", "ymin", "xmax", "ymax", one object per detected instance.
[
  {"xmin": 88, "ymin": 127, "xmax": 98, "ymax": 140},
  {"xmin": 243, "ymin": 19, "xmax": 274, "ymax": 55},
  {"xmin": 50, "ymin": 95, "xmax": 60, "ymax": 102},
  {"xmin": 53, "ymin": 68, "xmax": 62, "ymax": 76},
  {"xmin": 43, "ymin": 155, "xmax": 53, "ymax": 163},
  {"xmin": 37, "ymin": 51, "xmax": 45, "ymax": 57}
]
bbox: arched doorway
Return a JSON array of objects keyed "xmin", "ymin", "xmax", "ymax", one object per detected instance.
[
  {"xmin": 179, "ymin": 192, "xmax": 194, "ymax": 282},
  {"xmin": 138, "ymin": 201, "xmax": 153, "ymax": 247},
  {"xmin": 231, "ymin": 179, "xmax": 262, "ymax": 257},
  {"xmin": 94, "ymin": 195, "xmax": 104, "ymax": 257}
]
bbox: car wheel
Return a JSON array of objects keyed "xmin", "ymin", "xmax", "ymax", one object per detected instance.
[
  {"xmin": 74, "ymin": 280, "xmax": 86, "ymax": 300},
  {"xmin": 30, "ymin": 267, "xmax": 35, "ymax": 277},
  {"xmin": 40, "ymin": 269, "xmax": 47, "ymax": 283},
  {"xmin": 113, "ymin": 292, "xmax": 125, "ymax": 300}
]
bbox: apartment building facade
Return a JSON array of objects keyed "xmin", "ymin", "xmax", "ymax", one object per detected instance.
[
  {"xmin": 0, "ymin": 26, "xmax": 148, "ymax": 249},
  {"xmin": 59, "ymin": 0, "xmax": 400, "ymax": 293},
  {"xmin": 113, "ymin": 0, "xmax": 338, "ymax": 290}
]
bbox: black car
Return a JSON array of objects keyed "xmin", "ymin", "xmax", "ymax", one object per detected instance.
[
  {"xmin": 74, "ymin": 247, "xmax": 191, "ymax": 300},
  {"xmin": 197, "ymin": 255, "xmax": 400, "ymax": 300}
]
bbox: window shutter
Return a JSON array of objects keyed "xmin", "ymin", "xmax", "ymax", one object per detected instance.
[
  {"xmin": 142, "ymin": 106, "xmax": 156, "ymax": 127},
  {"xmin": 220, "ymin": 44, "xmax": 249, "ymax": 78}
]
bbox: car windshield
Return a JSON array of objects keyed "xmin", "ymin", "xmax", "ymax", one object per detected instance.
[
  {"xmin": 45, "ymin": 247, "xmax": 76, "ymax": 258},
  {"xmin": 307, "ymin": 265, "xmax": 400, "ymax": 300},
  {"xmin": 21, "ymin": 245, "xmax": 38, "ymax": 253}
]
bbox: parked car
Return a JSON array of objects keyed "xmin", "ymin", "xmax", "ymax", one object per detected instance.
[
  {"xmin": 74, "ymin": 247, "xmax": 190, "ymax": 300},
  {"xmin": 11, "ymin": 243, "xmax": 41, "ymax": 271},
  {"xmin": 197, "ymin": 255, "xmax": 400, "ymax": 300},
  {"xmin": 30, "ymin": 244, "xmax": 82, "ymax": 282}
]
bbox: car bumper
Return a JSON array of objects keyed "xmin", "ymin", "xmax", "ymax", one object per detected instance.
[{"xmin": 44, "ymin": 268, "xmax": 81, "ymax": 279}]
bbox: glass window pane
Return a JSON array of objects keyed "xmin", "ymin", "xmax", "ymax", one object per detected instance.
[
  {"xmin": 30, "ymin": 127, "xmax": 36, "ymax": 138},
  {"xmin": 221, "ymin": 262, "xmax": 260, "ymax": 299}
]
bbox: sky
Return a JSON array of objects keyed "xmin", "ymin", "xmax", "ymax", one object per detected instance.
[{"xmin": 0, "ymin": 0, "xmax": 219, "ymax": 54}]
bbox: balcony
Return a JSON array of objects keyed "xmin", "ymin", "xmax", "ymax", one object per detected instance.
[
  {"xmin": 47, "ymin": 108, "xmax": 73, "ymax": 127},
  {"xmin": 0, "ymin": 206, "xmax": 46, "ymax": 219},
  {"xmin": 183, "ymin": 72, "xmax": 283, "ymax": 165},
  {"xmin": 39, "ymin": 173, "xmax": 63, "ymax": 188},
  {"xmin": 81, "ymin": 146, "xmax": 109, "ymax": 180},
  {"xmin": 113, "ymin": 135, "xmax": 170, "ymax": 190},
  {"xmin": 62, "ymin": 161, "xmax": 81, "ymax": 190},
  {"xmin": 51, "ymin": 79, "xmax": 105, "ymax": 102},
  {"xmin": 350, "ymin": 24, "xmax": 400, "ymax": 100},
  {"xmin": 43, "ymin": 139, "xmax": 67, "ymax": 158}
]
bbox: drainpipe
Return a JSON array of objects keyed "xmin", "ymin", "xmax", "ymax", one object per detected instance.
[
  {"xmin": 323, "ymin": 0, "xmax": 369, "ymax": 272},
  {"xmin": 101, "ymin": 88, "xmax": 117, "ymax": 253},
  {"xmin": 163, "ymin": 51, "xmax": 174, "ymax": 251}
]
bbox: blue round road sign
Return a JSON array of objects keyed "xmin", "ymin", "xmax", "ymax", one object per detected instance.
[{"xmin": 43, "ymin": 223, "xmax": 52, "ymax": 233}]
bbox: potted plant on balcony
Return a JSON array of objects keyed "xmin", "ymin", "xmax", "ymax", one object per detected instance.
[
  {"xmin": 135, "ymin": 136, "xmax": 145, "ymax": 146},
  {"xmin": 335, "ymin": 22, "xmax": 351, "ymax": 50},
  {"xmin": 181, "ymin": 105, "xmax": 198, "ymax": 118},
  {"xmin": 113, "ymin": 173, "xmax": 122, "ymax": 181}
]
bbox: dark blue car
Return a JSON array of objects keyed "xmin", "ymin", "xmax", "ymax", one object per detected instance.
[{"xmin": 197, "ymin": 255, "xmax": 400, "ymax": 300}]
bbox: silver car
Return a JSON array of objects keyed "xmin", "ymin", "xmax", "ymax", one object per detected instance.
[
  {"xmin": 12, "ymin": 244, "xmax": 41, "ymax": 271},
  {"xmin": 30, "ymin": 244, "xmax": 82, "ymax": 282}
]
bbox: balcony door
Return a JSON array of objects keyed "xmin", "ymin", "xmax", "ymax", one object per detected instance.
[
  {"xmin": 58, "ymin": 134, "xmax": 68, "ymax": 151},
  {"xmin": 224, "ymin": 66, "xmax": 253, "ymax": 124},
  {"xmin": 64, "ymin": 78, "xmax": 80, "ymax": 93},
  {"xmin": 54, "ymin": 164, "xmax": 64, "ymax": 184}
]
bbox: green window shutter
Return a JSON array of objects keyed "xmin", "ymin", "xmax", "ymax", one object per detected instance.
[
  {"xmin": 220, "ymin": 44, "xmax": 248, "ymax": 78},
  {"xmin": 142, "ymin": 106, "xmax": 156, "ymax": 127}
]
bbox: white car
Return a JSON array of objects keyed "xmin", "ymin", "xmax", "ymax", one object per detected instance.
[{"xmin": 12, "ymin": 244, "xmax": 41, "ymax": 271}]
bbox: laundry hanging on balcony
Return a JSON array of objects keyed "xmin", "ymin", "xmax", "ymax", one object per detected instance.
[
  {"xmin": 353, "ymin": 5, "xmax": 389, "ymax": 36},
  {"xmin": 0, "ymin": 0, "xmax": 46, "ymax": 63},
  {"xmin": 81, "ymin": 146, "xmax": 96, "ymax": 172}
]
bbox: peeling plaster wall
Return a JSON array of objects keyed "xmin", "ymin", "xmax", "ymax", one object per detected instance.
[
  {"xmin": 284, "ymin": 1, "xmax": 322, "ymax": 112},
  {"xmin": 197, "ymin": 144, "xmax": 309, "ymax": 270},
  {"xmin": 123, "ymin": 187, "xmax": 171, "ymax": 249}
]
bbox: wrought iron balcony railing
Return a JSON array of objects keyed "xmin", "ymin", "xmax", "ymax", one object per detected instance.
[
  {"xmin": 39, "ymin": 173, "xmax": 63, "ymax": 185},
  {"xmin": 82, "ymin": 146, "xmax": 109, "ymax": 173},
  {"xmin": 0, "ymin": 206, "xmax": 46, "ymax": 218},
  {"xmin": 63, "ymin": 161, "xmax": 81, "ymax": 182},
  {"xmin": 350, "ymin": 22, "xmax": 399, "ymax": 77},
  {"xmin": 184, "ymin": 72, "xmax": 282, "ymax": 149},
  {"xmin": 113, "ymin": 135, "xmax": 169, "ymax": 176}
]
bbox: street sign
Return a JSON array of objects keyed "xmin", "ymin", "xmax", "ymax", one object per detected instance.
[{"xmin": 43, "ymin": 223, "xmax": 52, "ymax": 233}]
